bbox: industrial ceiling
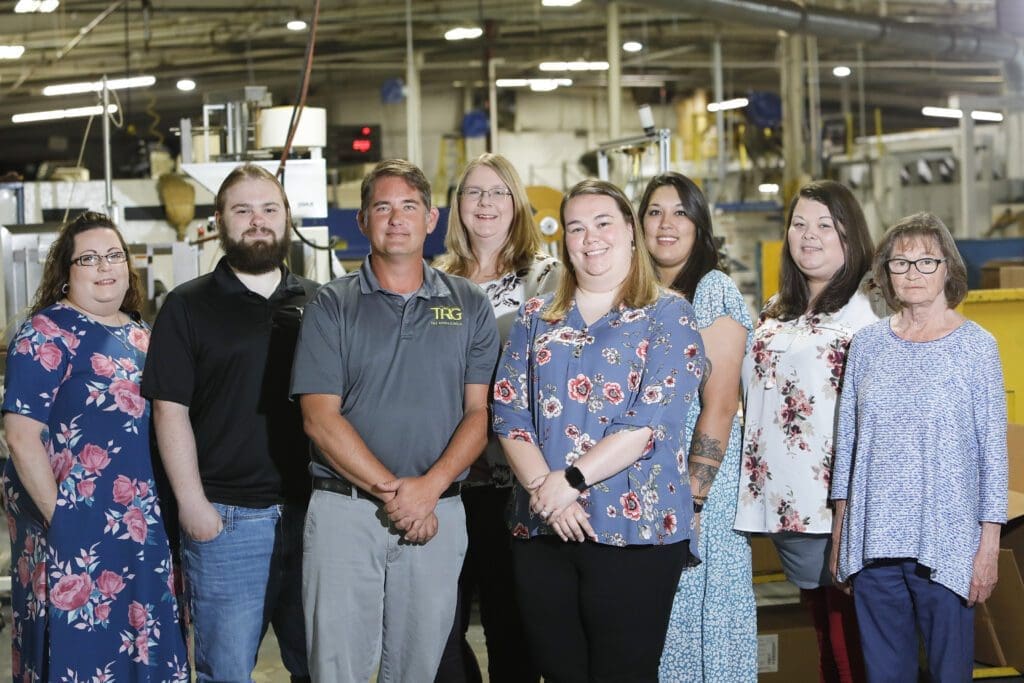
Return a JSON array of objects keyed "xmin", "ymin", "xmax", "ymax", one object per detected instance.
[{"xmin": 0, "ymin": 0, "xmax": 1017, "ymax": 176}]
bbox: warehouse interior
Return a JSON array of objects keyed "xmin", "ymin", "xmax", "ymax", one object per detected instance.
[{"xmin": 1, "ymin": 0, "xmax": 1024, "ymax": 680}]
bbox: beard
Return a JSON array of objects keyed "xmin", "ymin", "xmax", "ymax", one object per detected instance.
[{"xmin": 220, "ymin": 225, "xmax": 291, "ymax": 274}]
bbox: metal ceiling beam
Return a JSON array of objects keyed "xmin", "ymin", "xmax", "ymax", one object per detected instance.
[{"xmin": 643, "ymin": 0, "xmax": 1024, "ymax": 92}]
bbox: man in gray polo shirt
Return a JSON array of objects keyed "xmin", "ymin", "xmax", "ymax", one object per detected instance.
[{"xmin": 290, "ymin": 158, "xmax": 499, "ymax": 682}]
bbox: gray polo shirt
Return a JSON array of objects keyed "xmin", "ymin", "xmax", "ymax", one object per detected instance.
[{"xmin": 291, "ymin": 256, "xmax": 499, "ymax": 480}]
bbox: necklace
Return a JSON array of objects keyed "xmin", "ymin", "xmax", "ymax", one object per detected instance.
[{"xmin": 60, "ymin": 300, "xmax": 141, "ymax": 358}]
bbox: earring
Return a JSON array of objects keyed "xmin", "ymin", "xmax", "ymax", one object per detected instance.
[{"xmin": 61, "ymin": 283, "xmax": 69, "ymax": 294}]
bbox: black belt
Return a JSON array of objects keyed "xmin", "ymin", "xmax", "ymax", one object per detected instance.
[{"xmin": 313, "ymin": 477, "xmax": 462, "ymax": 500}]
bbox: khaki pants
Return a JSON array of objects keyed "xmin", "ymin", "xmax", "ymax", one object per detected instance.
[{"xmin": 301, "ymin": 489, "xmax": 467, "ymax": 683}]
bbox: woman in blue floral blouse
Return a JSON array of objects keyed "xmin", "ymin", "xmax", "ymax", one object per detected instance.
[
  {"xmin": 2, "ymin": 212, "xmax": 188, "ymax": 682},
  {"xmin": 492, "ymin": 179, "xmax": 705, "ymax": 682}
]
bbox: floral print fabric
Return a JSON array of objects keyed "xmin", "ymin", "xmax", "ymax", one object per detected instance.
[
  {"xmin": 2, "ymin": 304, "xmax": 189, "ymax": 683},
  {"xmin": 734, "ymin": 292, "xmax": 878, "ymax": 535},
  {"xmin": 476, "ymin": 253, "xmax": 560, "ymax": 487},
  {"xmin": 492, "ymin": 292, "xmax": 704, "ymax": 547},
  {"xmin": 661, "ymin": 269, "xmax": 757, "ymax": 682}
]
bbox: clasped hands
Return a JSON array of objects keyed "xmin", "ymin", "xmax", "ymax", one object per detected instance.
[
  {"xmin": 528, "ymin": 470, "xmax": 597, "ymax": 543},
  {"xmin": 376, "ymin": 476, "xmax": 442, "ymax": 544}
]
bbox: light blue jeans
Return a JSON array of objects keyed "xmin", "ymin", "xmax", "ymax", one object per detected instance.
[{"xmin": 181, "ymin": 502, "xmax": 309, "ymax": 683}]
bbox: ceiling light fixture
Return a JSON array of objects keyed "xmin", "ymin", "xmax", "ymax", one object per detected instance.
[
  {"xmin": 833, "ymin": 65, "xmax": 852, "ymax": 78},
  {"xmin": 176, "ymin": 79, "xmax": 197, "ymax": 92},
  {"xmin": 539, "ymin": 61, "xmax": 609, "ymax": 72},
  {"xmin": 14, "ymin": 0, "xmax": 58, "ymax": 13},
  {"xmin": 921, "ymin": 106, "xmax": 1003, "ymax": 122},
  {"xmin": 542, "ymin": 0, "xmax": 581, "ymax": 6},
  {"xmin": 707, "ymin": 97, "xmax": 749, "ymax": 112},
  {"xmin": 622, "ymin": 41, "xmax": 643, "ymax": 53},
  {"xmin": 445, "ymin": 26, "xmax": 483, "ymax": 41},
  {"xmin": 286, "ymin": 19, "xmax": 307, "ymax": 31},
  {"xmin": 0, "ymin": 45, "xmax": 26, "ymax": 60},
  {"xmin": 43, "ymin": 75, "xmax": 155, "ymax": 97},
  {"xmin": 497, "ymin": 78, "xmax": 572, "ymax": 91},
  {"xmin": 13, "ymin": 104, "xmax": 118, "ymax": 124}
]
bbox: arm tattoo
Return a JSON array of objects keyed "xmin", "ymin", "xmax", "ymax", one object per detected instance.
[
  {"xmin": 689, "ymin": 430, "xmax": 725, "ymax": 496},
  {"xmin": 691, "ymin": 430, "xmax": 725, "ymax": 464},
  {"xmin": 698, "ymin": 356, "xmax": 712, "ymax": 395},
  {"xmin": 689, "ymin": 462, "xmax": 719, "ymax": 495}
]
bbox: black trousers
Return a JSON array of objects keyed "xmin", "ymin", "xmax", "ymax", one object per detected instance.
[
  {"xmin": 511, "ymin": 536, "xmax": 689, "ymax": 683},
  {"xmin": 435, "ymin": 486, "xmax": 539, "ymax": 683}
]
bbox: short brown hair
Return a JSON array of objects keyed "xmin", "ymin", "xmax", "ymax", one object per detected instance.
[
  {"xmin": 873, "ymin": 212, "xmax": 968, "ymax": 310},
  {"xmin": 435, "ymin": 153, "xmax": 541, "ymax": 278},
  {"xmin": 32, "ymin": 212, "xmax": 144, "ymax": 316},
  {"xmin": 215, "ymin": 163, "xmax": 292, "ymax": 228},
  {"xmin": 543, "ymin": 179, "xmax": 659, "ymax": 322},
  {"xmin": 359, "ymin": 159, "xmax": 432, "ymax": 213}
]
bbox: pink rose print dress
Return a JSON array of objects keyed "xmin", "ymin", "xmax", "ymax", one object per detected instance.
[{"xmin": 1, "ymin": 304, "xmax": 189, "ymax": 683}]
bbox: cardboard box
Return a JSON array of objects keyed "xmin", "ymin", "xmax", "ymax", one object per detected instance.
[
  {"xmin": 980, "ymin": 259, "xmax": 1024, "ymax": 289},
  {"xmin": 751, "ymin": 534, "xmax": 784, "ymax": 575},
  {"xmin": 757, "ymin": 602, "xmax": 818, "ymax": 681},
  {"xmin": 974, "ymin": 549, "xmax": 1024, "ymax": 670},
  {"xmin": 975, "ymin": 423, "xmax": 1024, "ymax": 668}
]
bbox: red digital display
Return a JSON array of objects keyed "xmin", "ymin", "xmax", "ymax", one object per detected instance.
[{"xmin": 352, "ymin": 139, "xmax": 372, "ymax": 153}]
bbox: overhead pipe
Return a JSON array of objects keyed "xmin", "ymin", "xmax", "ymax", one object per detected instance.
[{"xmin": 644, "ymin": 0, "xmax": 1024, "ymax": 93}]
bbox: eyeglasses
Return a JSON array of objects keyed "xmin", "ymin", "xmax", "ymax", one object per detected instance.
[
  {"xmin": 71, "ymin": 251, "xmax": 128, "ymax": 267},
  {"xmin": 886, "ymin": 257, "xmax": 946, "ymax": 275},
  {"xmin": 460, "ymin": 187, "xmax": 513, "ymax": 202}
]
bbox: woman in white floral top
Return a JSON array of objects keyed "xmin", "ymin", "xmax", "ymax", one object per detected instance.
[
  {"xmin": 734, "ymin": 180, "xmax": 877, "ymax": 683},
  {"xmin": 433, "ymin": 153, "xmax": 559, "ymax": 683}
]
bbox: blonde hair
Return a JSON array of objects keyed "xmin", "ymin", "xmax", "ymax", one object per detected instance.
[
  {"xmin": 435, "ymin": 153, "xmax": 541, "ymax": 277},
  {"xmin": 543, "ymin": 179, "xmax": 659, "ymax": 322}
]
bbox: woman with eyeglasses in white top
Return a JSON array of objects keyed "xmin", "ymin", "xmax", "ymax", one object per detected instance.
[{"xmin": 434, "ymin": 153, "xmax": 559, "ymax": 682}]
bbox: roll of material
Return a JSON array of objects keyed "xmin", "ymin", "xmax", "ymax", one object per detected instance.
[{"xmin": 257, "ymin": 106, "xmax": 327, "ymax": 149}]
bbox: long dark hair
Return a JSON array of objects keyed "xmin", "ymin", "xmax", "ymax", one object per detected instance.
[
  {"xmin": 765, "ymin": 180, "xmax": 873, "ymax": 320},
  {"xmin": 637, "ymin": 172, "xmax": 722, "ymax": 301},
  {"xmin": 31, "ymin": 211, "xmax": 144, "ymax": 316}
]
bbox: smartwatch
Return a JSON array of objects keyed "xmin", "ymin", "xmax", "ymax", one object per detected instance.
[
  {"xmin": 693, "ymin": 499, "xmax": 705, "ymax": 514},
  {"xmin": 565, "ymin": 466, "xmax": 588, "ymax": 492}
]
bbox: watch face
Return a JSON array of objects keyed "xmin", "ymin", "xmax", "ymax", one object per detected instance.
[{"xmin": 566, "ymin": 466, "xmax": 586, "ymax": 491}]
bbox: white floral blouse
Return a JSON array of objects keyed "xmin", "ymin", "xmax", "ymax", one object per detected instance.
[{"xmin": 733, "ymin": 291, "xmax": 878, "ymax": 535}]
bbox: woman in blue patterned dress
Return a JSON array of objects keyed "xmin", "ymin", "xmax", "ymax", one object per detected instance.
[
  {"xmin": 639, "ymin": 173, "xmax": 757, "ymax": 681},
  {"xmin": 493, "ymin": 179, "xmax": 705, "ymax": 682},
  {"xmin": 2, "ymin": 212, "xmax": 189, "ymax": 682}
]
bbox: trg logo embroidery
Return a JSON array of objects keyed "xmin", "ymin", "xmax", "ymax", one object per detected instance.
[{"xmin": 430, "ymin": 306, "xmax": 463, "ymax": 326}]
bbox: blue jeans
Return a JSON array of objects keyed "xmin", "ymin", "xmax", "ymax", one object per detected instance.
[{"xmin": 182, "ymin": 502, "xmax": 309, "ymax": 683}]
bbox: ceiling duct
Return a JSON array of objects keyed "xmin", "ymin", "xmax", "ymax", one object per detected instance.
[{"xmin": 645, "ymin": 0, "xmax": 1024, "ymax": 93}]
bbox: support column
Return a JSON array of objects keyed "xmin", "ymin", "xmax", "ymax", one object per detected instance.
[
  {"xmin": 405, "ymin": 0, "xmax": 422, "ymax": 165},
  {"xmin": 607, "ymin": 1, "xmax": 621, "ymax": 139}
]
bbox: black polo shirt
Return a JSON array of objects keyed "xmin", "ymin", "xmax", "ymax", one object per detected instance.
[{"xmin": 142, "ymin": 257, "xmax": 319, "ymax": 507}]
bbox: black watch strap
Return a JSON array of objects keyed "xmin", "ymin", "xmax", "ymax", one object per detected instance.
[{"xmin": 565, "ymin": 466, "xmax": 588, "ymax": 492}]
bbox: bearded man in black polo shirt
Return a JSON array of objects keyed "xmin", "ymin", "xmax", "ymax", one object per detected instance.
[{"xmin": 143, "ymin": 163, "xmax": 316, "ymax": 683}]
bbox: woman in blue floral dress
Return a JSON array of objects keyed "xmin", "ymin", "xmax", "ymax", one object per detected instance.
[
  {"xmin": 493, "ymin": 180, "xmax": 705, "ymax": 682},
  {"xmin": 2, "ymin": 212, "xmax": 189, "ymax": 682},
  {"xmin": 639, "ymin": 173, "xmax": 757, "ymax": 682}
]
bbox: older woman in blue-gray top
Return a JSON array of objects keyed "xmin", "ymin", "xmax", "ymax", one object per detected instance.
[
  {"xmin": 829, "ymin": 212, "xmax": 1007, "ymax": 683},
  {"xmin": 493, "ymin": 179, "xmax": 705, "ymax": 683}
]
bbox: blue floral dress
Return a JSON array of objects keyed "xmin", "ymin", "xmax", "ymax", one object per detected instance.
[
  {"xmin": 659, "ymin": 270, "xmax": 757, "ymax": 682},
  {"xmin": 2, "ymin": 304, "xmax": 189, "ymax": 683},
  {"xmin": 492, "ymin": 292, "xmax": 704, "ymax": 547}
]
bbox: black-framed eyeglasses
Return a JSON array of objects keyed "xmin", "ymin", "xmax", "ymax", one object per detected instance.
[
  {"xmin": 460, "ymin": 187, "xmax": 513, "ymax": 202},
  {"xmin": 886, "ymin": 257, "xmax": 946, "ymax": 275},
  {"xmin": 71, "ymin": 251, "xmax": 128, "ymax": 267}
]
